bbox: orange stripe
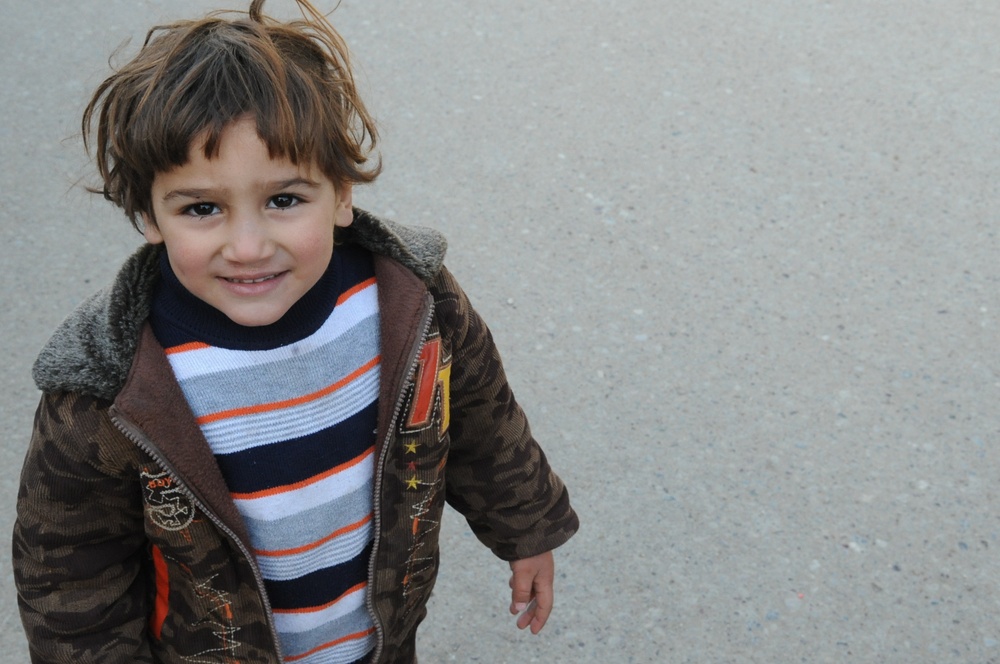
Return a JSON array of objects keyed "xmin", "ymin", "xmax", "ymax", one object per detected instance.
[
  {"xmin": 165, "ymin": 341, "xmax": 211, "ymax": 355},
  {"xmin": 255, "ymin": 514, "xmax": 372, "ymax": 557},
  {"xmin": 196, "ymin": 355, "xmax": 380, "ymax": 425},
  {"xmin": 285, "ymin": 627, "xmax": 377, "ymax": 662},
  {"xmin": 231, "ymin": 446, "xmax": 374, "ymax": 501},
  {"xmin": 149, "ymin": 545, "xmax": 170, "ymax": 640},
  {"xmin": 336, "ymin": 277, "xmax": 376, "ymax": 306},
  {"xmin": 272, "ymin": 582, "xmax": 366, "ymax": 615}
]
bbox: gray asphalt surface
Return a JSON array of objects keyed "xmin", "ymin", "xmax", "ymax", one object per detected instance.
[{"xmin": 3, "ymin": 1, "xmax": 1000, "ymax": 662}]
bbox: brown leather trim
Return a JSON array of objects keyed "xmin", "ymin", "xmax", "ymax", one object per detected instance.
[
  {"xmin": 114, "ymin": 324, "xmax": 251, "ymax": 546},
  {"xmin": 372, "ymin": 253, "xmax": 431, "ymax": 457}
]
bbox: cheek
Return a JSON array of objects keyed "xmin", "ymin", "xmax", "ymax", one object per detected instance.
[
  {"xmin": 163, "ymin": 243, "xmax": 211, "ymax": 281},
  {"xmin": 291, "ymin": 227, "xmax": 336, "ymax": 274}
]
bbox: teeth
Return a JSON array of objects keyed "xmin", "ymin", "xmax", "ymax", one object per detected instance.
[{"xmin": 228, "ymin": 275, "xmax": 276, "ymax": 284}]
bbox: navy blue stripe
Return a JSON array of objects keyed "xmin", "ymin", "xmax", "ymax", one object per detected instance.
[
  {"xmin": 265, "ymin": 541, "xmax": 373, "ymax": 611},
  {"xmin": 214, "ymin": 402, "xmax": 377, "ymax": 494}
]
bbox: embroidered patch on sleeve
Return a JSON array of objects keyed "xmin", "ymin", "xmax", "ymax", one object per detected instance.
[
  {"xmin": 141, "ymin": 468, "xmax": 196, "ymax": 532},
  {"xmin": 400, "ymin": 335, "xmax": 451, "ymax": 436}
]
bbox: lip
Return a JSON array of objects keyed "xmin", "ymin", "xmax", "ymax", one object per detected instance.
[
  {"xmin": 224, "ymin": 273, "xmax": 281, "ymax": 284},
  {"xmin": 218, "ymin": 270, "xmax": 288, "ymax": 295}
]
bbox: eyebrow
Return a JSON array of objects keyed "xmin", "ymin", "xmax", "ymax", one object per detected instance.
[{"xmin": 160, "ymin": 177, "xmax": 320, "ymax": 202}]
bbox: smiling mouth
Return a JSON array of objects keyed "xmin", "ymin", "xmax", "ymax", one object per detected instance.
[{"xmin": 224, "ymin": 274, "xmax": 281, "ymax": 284}]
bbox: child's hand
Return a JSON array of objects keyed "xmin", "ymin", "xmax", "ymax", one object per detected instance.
[{"xmin": 508, "ymin": 550, "xmax": 555, "ymax": 634}]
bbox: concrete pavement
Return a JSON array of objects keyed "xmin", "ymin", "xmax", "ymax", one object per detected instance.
[{"xmin": 2, "ymin": 1, "xmax": 999, "ymax": 661}]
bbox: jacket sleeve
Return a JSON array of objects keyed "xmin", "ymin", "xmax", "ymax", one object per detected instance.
[
  {"xmin": 12, "ymin": 391, "xmax": 154, "ymax": 663},
  {"xmin": 431, "ymin": 267, "xmax": 579, "ymax": 561}
]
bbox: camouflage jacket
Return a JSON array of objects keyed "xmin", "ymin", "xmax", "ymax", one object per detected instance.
[{"xmin": 13, "ymin": 210, "xmax": 579, "ymax": 663}]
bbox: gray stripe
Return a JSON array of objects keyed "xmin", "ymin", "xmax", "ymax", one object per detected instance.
[
  {"xmin": 257, "ymin": 522, "xmax": 371, "ymax": 581},
  {"xmin": 244, "ymin": 481, "xmax": 373, "ymax": 552},
  {"xmin": 200, "ymin": 369, "xmax": 378, "ymax": 453},
  {"xmin": 279, "ymin": 605, "xmax": 374, "ymax": 660},
  {"xmin": 178, "ymin": 314, "xmax": 378, "ymax": 417}
]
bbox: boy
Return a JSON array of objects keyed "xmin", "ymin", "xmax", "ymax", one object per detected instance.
[{"xmin": 12, "ymin": 1, "xmax": 578, "ymax": 662}]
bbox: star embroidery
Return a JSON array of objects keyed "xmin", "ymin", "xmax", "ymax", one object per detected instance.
[
  {"xmin": 406, "ymin": 476, "xmax": 420, "ymax": 490},
  {"xmin": 404, "ymin": 441, "xmax": 420, "ymax": 454},
  {"xmin": 407, "ymin": 461, "xmax": 417, "ymax": 471}
]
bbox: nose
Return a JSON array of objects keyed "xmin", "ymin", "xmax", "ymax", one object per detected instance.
[{"xmin": 222, "ymin": 213, "xmax": 276, "ymax": 265}]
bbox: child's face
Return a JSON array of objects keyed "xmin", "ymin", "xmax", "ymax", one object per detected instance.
[{"xmin": 142, "ymin": 118, "xmax": 353, "ymax": 327}]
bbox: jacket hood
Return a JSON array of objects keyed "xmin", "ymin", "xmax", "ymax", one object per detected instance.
[{"xmin": 32, "ymin": 210, "xmax": 447, "ymax": 400}]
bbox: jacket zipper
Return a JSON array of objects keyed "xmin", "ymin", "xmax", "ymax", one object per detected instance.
[
  {"xmin": 108, "ymin": 407, "xmax": 284, "ymax": 662},
  {"xmin": 367, "ymin": 294, "xmax": 434, "ymax": 663}
]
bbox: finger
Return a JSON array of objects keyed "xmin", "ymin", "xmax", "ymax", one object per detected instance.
[
  {"xmin": 526, "ymin": 580, "xmax": 553, "ymax": 634},
  {"xmin": 508, "ymin": 568, "xmax": 535, "ymax": 615},
  {"xmin": 515, "ymin": 597, "xmax": 537, "ymax": 630}
]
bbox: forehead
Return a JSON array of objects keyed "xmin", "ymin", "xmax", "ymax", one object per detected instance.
[
  {"xmin": 188, "ymin": 118, "xmax": 294, "ymax": 164},
  {"xmin": 154, "ymin": 118, "xmax": 323, "ymax": 188}
]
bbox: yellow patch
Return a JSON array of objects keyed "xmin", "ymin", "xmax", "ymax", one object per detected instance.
[{"xmin": 437, "ymin": 363, "xmax": 451, "ymax": 435}]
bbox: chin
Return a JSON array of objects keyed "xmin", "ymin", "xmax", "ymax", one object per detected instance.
[{"xmin": 224, "ymin": 309, "xmax": 286, "ymax": 327}]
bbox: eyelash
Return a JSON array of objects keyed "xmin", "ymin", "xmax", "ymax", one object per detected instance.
[
  {"xmin": 180, "ymin": 194, "xmax": 304, "ymax": 217},
  {"xmin": 182, "ymin": 202, "xmax": 221, "ymax": 217},
  {"xmin": 268, "ymin": 193, "xmax": 303, "ymax": 209}
]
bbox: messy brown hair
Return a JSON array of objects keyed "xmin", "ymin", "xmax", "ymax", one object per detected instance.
[{"xmin": 83, "ymin": 0, "xmax": 380, "ymax": 231}]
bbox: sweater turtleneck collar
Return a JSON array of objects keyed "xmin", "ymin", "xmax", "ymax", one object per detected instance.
[{"xmin": 150, "ymin": 248, "xmax": 342, "ymax": 351}]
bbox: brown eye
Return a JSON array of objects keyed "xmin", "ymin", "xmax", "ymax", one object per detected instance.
[
  {"xmin": 269, "ymin": 194, "xmax": 300, "ymax": 209},
  {"xmin": 184, "ymin": 202, "xmax": 219, "ymax": 217}
]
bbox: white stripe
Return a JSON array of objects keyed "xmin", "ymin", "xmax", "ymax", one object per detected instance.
[
  {"xmin": 273, "ymin": 586, "xmax": 367, "ymax": 634},
  {"xmin": 291, "ymin": 633, "xmax": 375, "ymax": 664},
  {"xmin": 175, "ymin": 318, "xmax": 378, "ymax": 420},
  {"xmin": 234, "ymin": 452, "xmax": 373, "ymax": 521},
  {"xmin": 167, "ymin": 283, "xmax": 377, "ymax": 381},
  {"xmin": 258, "ymin": 520, "xmax": 372, "ymax": 581},
  {"xmin": 201, "ymin": 365, "xmax": 378, "ymax": 454},
  {"xmin": 244, "ymin": 483, "xmax": 370, "ymax": 553}
]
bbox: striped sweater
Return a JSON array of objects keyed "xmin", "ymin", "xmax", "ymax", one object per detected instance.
[{"xmin": 150, "ymin": 246, "xmax": 378, "ymax": 664}]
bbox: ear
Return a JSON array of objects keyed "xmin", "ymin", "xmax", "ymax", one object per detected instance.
[
  {"xmin": 142, "ymin": 213, "xmax": 165, "ymax": 244},
  {"xmin": 334, "ymin": 184, "xmax": 354, "ymax": 228}
]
